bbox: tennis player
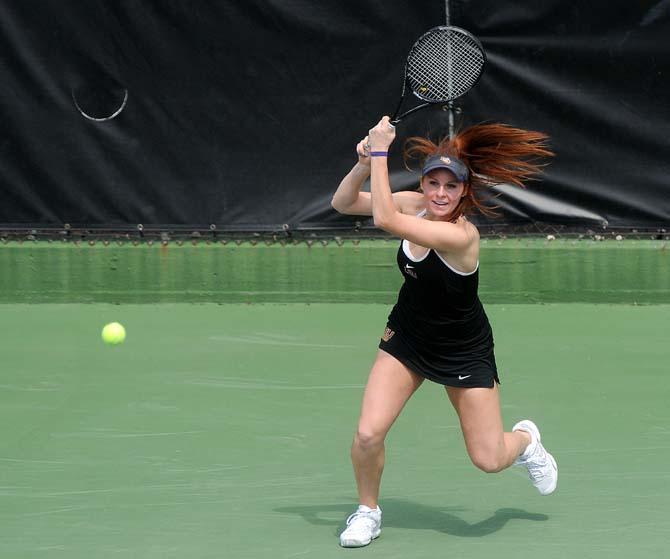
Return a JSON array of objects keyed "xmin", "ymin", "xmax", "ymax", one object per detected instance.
[{"xmin": 331, "ymin": 116, "xmax": 558, "ymax": 548}]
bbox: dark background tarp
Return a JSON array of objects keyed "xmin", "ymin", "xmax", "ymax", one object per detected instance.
[{"xmin": 1, "ymin": 0, "xmax": 669, "ymax": 231}]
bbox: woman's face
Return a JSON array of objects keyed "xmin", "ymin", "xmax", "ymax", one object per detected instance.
[{"xmin": 421, "ymin": 169, "xmax": 465, "ymax": 219}]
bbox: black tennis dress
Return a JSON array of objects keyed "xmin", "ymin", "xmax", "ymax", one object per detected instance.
[{"xmin": 378, "ymin": 233, "xmax": 499, "ymax": 388}]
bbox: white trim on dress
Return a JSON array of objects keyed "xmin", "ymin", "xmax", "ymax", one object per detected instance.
[{"xmin": 402, "ymin": 209, "xmax": 479, "ymax": 275}]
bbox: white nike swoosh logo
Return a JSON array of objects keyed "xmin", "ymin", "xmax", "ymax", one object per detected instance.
[
  {"xmin": 458, "ymin": 375, "xmax": 471, "ymax": 380},
  {"xmin": 405, "ymin": 265, "xmax": 414, "ymax": 269}
]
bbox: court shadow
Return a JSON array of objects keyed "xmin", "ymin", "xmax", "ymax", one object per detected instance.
[{"xmin": 274, "ymin": 499, "xmax": 548, "ymax": 538}]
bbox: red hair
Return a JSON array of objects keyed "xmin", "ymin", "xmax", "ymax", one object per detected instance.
[{"xmin": 403, "ymin": 123, "xmax": 554, "ymax": 219}]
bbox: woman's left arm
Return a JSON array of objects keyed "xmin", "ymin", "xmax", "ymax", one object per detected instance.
[{"xmin": 367, "ymin": 116, "xmax": 474, "ymax": 252}]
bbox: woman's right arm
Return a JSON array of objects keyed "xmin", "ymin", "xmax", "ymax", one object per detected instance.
[
  {"xmin": 331, "ymin": 137, "xmax": 374, "ymax": 215},
  {"xmin": 331, "ymin": 163, "xmax": 374, "ymax": 215},
  {"xmin": 331, "ymin": 137, "xmax": 422, "ymax": 216}
]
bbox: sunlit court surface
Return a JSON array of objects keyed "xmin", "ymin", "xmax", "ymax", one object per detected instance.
[{"xmin": 1, "ymin": 241, "xmax": 669, "ymax": 558}]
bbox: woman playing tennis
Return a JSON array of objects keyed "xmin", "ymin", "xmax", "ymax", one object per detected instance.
[{"xmin": 331, "ymin": 116, "xmax": 558, "ymax": 548}]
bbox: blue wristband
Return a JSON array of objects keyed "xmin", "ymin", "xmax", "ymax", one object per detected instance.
[{"xmin": 370, "ymin": 151, "xmax": 388, "ymax": 157}]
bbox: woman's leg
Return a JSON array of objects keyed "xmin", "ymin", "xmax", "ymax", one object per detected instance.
[
  {"xmin": 352, "ymin": 349, "xmax": 424, "ymax": 507},
  {"xmin": 445, "ymin": 383, "xmax": 530, "ymax": 473}
]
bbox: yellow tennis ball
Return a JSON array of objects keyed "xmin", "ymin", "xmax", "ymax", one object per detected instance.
[{"xmin": 102, "ymin": 322, "xmax": 126, "ymax": 345}]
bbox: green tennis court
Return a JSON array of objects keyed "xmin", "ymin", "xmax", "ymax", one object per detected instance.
[{"xmin": 1, "ymin": 241, "xmax": 669, "ymax": 558}]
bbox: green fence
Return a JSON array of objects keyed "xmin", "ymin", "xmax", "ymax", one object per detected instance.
[{"xmin": 1, "ymin": 238, "xmax": 668, "ymax": 304}]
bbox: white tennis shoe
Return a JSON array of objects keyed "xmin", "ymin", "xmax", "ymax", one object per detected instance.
[
  {"xmin": 513, "ymin": 420, "xmax": 558, "ymax": 495},
  {"xmin": 339, "ymin": 505, "xmax": 382, "ymax": 547}
]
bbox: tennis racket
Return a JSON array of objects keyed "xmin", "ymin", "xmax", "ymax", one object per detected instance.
[{"xmin": 390, "ymin": 26, "xmax": 486, "ymax": 125}]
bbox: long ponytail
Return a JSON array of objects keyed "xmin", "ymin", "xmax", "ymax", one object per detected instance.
[{"xmin": 403, "ymin": 123, "xmax": 554, "ymax": 218}]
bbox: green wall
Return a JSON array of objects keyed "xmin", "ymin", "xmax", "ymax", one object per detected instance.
[{"xmin": 1, "ymin": 239, "xmax": 668, "ymax": 304}]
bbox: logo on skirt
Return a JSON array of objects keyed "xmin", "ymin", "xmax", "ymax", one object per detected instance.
[{"xmin": 381, "ymin": 327, "xmax": 395, "ymax": 342}]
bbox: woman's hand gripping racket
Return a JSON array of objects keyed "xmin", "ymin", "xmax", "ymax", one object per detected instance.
[{"xmin": 390, "ymin": 25, "xmax": 486, "ymax": 125}]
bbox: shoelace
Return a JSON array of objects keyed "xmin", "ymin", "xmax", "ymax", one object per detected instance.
[
  {"xmin": 345, "ymin": 511, "xmax": 378, "ymax": 532},
  {"xmin": 526, "ymin": 447, "xmax": 550, "ymax": 480}
]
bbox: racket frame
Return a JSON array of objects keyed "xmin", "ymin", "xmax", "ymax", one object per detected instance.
[{"xmin": 390, "ymin": 25, "xmax": 486, "ymax": 125}]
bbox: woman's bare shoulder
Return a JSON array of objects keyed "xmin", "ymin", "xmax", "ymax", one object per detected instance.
[
  {"xmin": 462, "ymin": 216, "xmax": 480, "ymax": 240},
  {"xmin": 434, "ymin": 217, "xmax": 480, "ymax": 272},
  {"xmin": 392, "ymin": 191, "xmax": 424, "ymax": 215}
]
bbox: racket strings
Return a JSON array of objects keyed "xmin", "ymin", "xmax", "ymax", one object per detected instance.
[
  {"xmin": 411, "ymin": 38, "xmax": 481, "ymax": 98},
  {"xmin": 407, "ymin": 30, "xmax": 484, "ymax": 101}
]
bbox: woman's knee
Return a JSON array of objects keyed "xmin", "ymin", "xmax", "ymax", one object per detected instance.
[
  {"xmin": 353, "ymin": 427, "xmax": 386, "ymax": 451},
  {"xmin": 468, "ymin": 450, "xmax": 505, "ymax": 473}
]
